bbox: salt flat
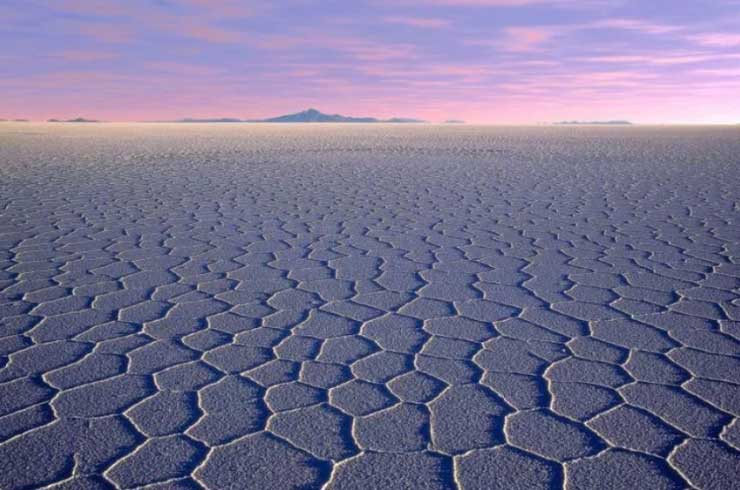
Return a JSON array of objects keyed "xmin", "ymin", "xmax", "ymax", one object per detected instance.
[{"xmin": 0, "ymin": 123, "xmax": 738, "ymax": 489}]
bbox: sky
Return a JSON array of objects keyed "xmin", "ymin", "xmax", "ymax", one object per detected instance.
[{"xmin": 2, "ymin": 0, "xmax": 740, "ymax": 124}]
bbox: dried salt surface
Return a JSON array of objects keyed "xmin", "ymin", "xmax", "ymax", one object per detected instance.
[{"xmin": 0, "ymin": 122, "xmax": 738, "ymax": 489}]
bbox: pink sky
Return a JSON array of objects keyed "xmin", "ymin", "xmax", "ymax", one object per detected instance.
[{"xmin": 2, "ymin": 0, "xmax": 739, "ymax": 123}]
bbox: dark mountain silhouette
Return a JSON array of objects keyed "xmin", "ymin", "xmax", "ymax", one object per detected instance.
[
  {"xmin": 48, "ymin": 117, "xmax": 101, "ymax": 123},
  {"xmin": 167, "ymin": 109, "xmax": 425, "ymax": 123},
  {"xmin": 259, "ymin": 108, "xmax": 425, "ymax": 123}
]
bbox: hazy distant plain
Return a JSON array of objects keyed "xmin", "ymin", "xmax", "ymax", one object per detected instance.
[{"xmin": 1, "ymin": 123, "xmax": 738, "ymax": 489}]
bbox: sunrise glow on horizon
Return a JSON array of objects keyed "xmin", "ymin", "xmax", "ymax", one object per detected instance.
[{"xmin": 2, "ymin": 0, "xmax": 740, "ymax": 124}]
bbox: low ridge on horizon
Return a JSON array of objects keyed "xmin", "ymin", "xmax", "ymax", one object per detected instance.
[{"xmin": 170, "ymin": 108, "xmax": 426, "ymax": 124}]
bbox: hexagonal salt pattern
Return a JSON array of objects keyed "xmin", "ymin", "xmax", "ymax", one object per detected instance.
[{"xmin": 0, "ymin": 123, "xmax": 738, "ymax": 489}]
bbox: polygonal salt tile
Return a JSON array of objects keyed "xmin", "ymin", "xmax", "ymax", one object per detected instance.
[
  {"xmin": 430, "ymin": 384, "xmax": 508, "ymax": 454},
  {"xmin": 52, "ymin": 375, "xmax": 155, "ymax": 417},
  {"xmin": 482, "ymin": 372, "xmax": 548, "ymax": 410},
  {"xmin": 550, "ymin": 382, "xmax": 621, "ymax": 421},
  {"xmin": 588, "ymin": 405, "xmax": 683, "ymax": 456},
  {"xmin": 506, "ymin": 409, "xmax": 604, "ymax": 461},
  {"xmin": 195, "ymin": 432, "xmax": 330, "ymax": 489},
  {"xmin": 545, "ymin": 357, "xmax": 631, "ymax": 387},
  {"xmin": 106, "ymin": 435, "xmax": 205, "ymax": 488},
  {"xmin": 295, "ymin": 310, "xmax": 359, "ymax": 338},
  {"xmin": 182, "ymin": 329, "xmax": 232, "ymax": 351},
  {"xmin": 265, "ymin": 382, "xmax": 325, "ymax": 411},
  {"xmin": 668, "ymin": 348, "xmax": 740, "ymax": 383},
  {"xmin": 317, "ymin": 335, "xmax": 377, "ymax": 364},
  {"xmin": 188, "ymin": 377, "xmax": 268, "ymax": 445},
  {"xmin": 274, "ymin": 335, "xmax": 322, "ymax": 361},
  {"xmin": 421, "ymin": 336, "xmax": 479, "ymax": 359},
  {"xmin": 126, "ymin": 391, "xmax": 200, "ymax": 437},
  {"xmin": 417, "ymin": 354, "xmax": 481, "ymax": 385},
  {"xmin": 154, "ymin": 361, "xmax": 222, "ymax": 391},
  {"xmin": 455, "ymin": 446, "xmax": 560, "ymax": 490},
  {"xmin": 351, "ymin": 351, "xmax": 412, "ymax": 383},
  {"xmin": 44, "ymin": 353, "xmax": 126, "ymax": 389},
  {"xmin": 494, "ymin": 317, "xmax": 566, "ymax": 343},
  {"xmin": 424, "ymin": 316, "xmax": 496, "ymax": 342},
  {"xmin": 624, "ymin": 351, "xmax": 689, "ymax": 385},
  {"xmin": 326, "ymin": 451, "xmax": 451, "ymax": 490},
  {"xmin": 268, "ymin": 404, "xmax": 356, "ymax": 460},
  {"xmin": 620, "ymin": 383, "xmax": 730, "ymax": 437},
  {"xmin": 203, "ymin": 344, "xmax": 272, "ymax": 373},
  {"xmin": 355, "ymin": 403, "xmax": 428, "ymax": 452},
  {"xmin": 388, "ymin": 371, "xmax": 446, "ymax": 403},
  {"xmin": 245, "ymin": 359, "xmax": 300, "ymax": 387},
  {"xmin": 361, "ymin": 314, "xmax": 427, "ymax": 353},
  {"xmin": 0, "ymin": 403, "xmax": 54, "ymax": 441},
  {"xmin": 683, "ymin": 377, "xmax": 740, "ymax": 415},
  {"xmin": 128, "ymin": 340, "xmax": 199, "ymax": 375},
  {"xmin": 567, "ymin": 336, "xmax": 628, "ymax": 364},
  {"xmin": 456, "ymin": 299, "xmax": 518, "ymax": 323},
  {"xmin": 329, "ymin": 380, "xmax": 396, "ymax": 416},
  {"xmin": 300, "ymin": 361, "xmax": 353, "ymax": 389},
  {"xmin": 565, "ymin": 449, "xmax": 685, "ymax": 490},
  {"xmin": 591, "ymin": 318, "xmax": 678, "ymax": 352},
  {"xmin": 398, "ymin": 298, "xmax": 455, "ymax": 319}
]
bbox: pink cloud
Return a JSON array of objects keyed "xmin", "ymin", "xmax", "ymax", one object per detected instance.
[
  {"xmin": 255, "ymin": 33, "xmax": 418, "ymax": 61},
  {"xmin": 179, "ymin": 22, "xmax": 244, "ymax": 43},
  {"xmin": 499, "ymin": 27, "xmax": 555, "ymax": 52},
  {"xmin": 393, "ymin": 0, "xmax": 586, "ymax": 5},
  {"xmin": 180, "ymin": 0, "xmax": 259, "ymax": 18},
  {"xmin": 592, "ymin": 18, "xmax": 681, "ymax": 34},
  {"xmin": 582, "ymin": 52, "xmax": 740, "ymax": 65},
  {"xmin": 56, "ymin": 50, "xmax": 118, "ymax": 62},
  {"xmin": 77, "ymin": 23, "xmax": 134, "ymax": 43},
  {"xmin": 690, "ymin": 33, "xmax": 740, "ymax": 47}
]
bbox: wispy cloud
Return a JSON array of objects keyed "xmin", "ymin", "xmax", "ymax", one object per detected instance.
[
  {"xmin": 690, "ymin": 33, "xmax": 740, "ymax": 47},
  {"xmin": 500, "ymin": 27, "xmax": 554, "ymax": 51},
  {"xmin": 590, "ymin": 18, "xmax": 682, "ymax": 34}
]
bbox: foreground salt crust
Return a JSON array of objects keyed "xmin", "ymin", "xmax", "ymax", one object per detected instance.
[{"xmin": 0, "ymin": 123, "xmax": 738, "ymax": 489}]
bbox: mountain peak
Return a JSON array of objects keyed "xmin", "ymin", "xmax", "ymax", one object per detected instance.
[{"xmin": 261, "ymin": 108, "xmax": 424, "ymax": 123}]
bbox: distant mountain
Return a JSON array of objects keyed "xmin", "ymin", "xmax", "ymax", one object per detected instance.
[
  {"xmin": 13, "ymin": 119, "xmax": 29, "ymax": 122},
  {"xmin": 48, "ymin": 117, "xmax": 101, "ymax": 123},
  {"xmin": 554, "ymin": 120, "xmax": 632, "ymax": 126},
  {"xmin": 259, "ymin": 108, "xmax": 424, "ymax": 123},
  {"xmin": 165, "ymin": 109, "xmax": 425, "ymax": 124},
  {"xmin": 385, "ymin": 117, "xmax": 426, "ymax": 123},
  {"xmin": 444, "ymin": 119, "xmax": 465, "ymax": 124}
]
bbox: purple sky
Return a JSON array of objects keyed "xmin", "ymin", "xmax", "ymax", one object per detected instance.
[{"xmin": 3, "ymin": 0, "xmax": 740, "ymax": 123}]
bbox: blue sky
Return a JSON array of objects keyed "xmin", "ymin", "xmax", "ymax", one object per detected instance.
[{"xmin": 2, "ymin": 0, "xmax": 740, "ymax": 123}]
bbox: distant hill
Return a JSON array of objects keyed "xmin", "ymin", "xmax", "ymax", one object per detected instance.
[
  {"xmin": 259, "ymin": 108, "xmax": 425, "ymax": 123},
  {"xmin": 554, "ymin": 120, "xmax": 632, "ymax": 126},
  {"xmin": 48, "ymin": 117, "xmax": 101, "ymax": 123},
  {"xmin": 167, "ymin": 109, "xmax": 425, "ymax": 124},
  {"xmin": 444, "ymin": 119, "xmax": 465, "ymax": 124}
]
